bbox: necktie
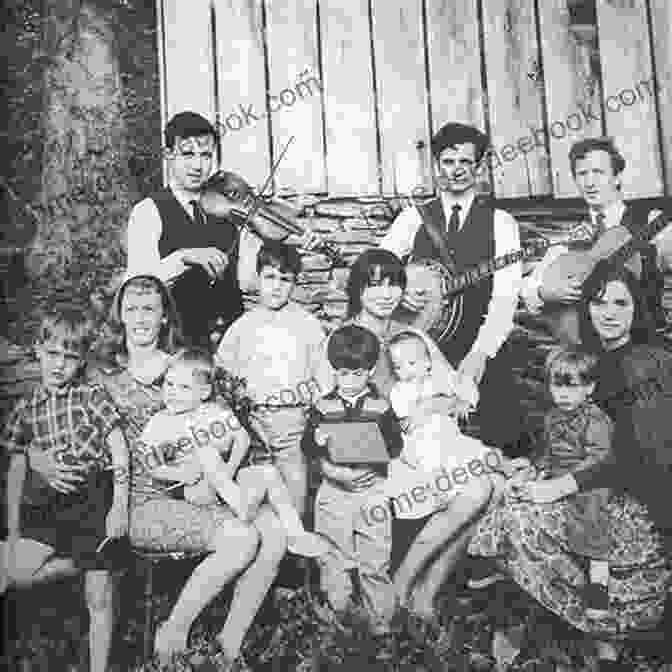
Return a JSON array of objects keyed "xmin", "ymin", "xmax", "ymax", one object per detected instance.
[
  {"xmin": 190, "ymin": 200, "xmax": 205, "ymax": 226},
  {"xmin": 594, "ymin": 212, "xmax": 606, "ymax": 239},
  {"xmin": 448, "ymin": 204, "xmax": 462, "ymax": 238}
]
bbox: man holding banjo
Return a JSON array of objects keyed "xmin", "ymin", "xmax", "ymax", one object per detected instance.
[{"xmin": 380, "ymin": 122, "xmax": 526, "ymax": 456}]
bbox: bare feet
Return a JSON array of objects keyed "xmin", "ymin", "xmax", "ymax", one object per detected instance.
[{"xmin": 154, "ymin": 620, "xmax": 189, "ymax": 661}]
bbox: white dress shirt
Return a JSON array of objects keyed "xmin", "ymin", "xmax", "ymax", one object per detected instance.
[
  {"xmin": 520, "ymin": 200, "xmax": 672, "ymax": 313},
  {"xmin": 379, "ymin": 192, "xmax": 522, "ymax": 359},
  {"xmin": 125, "ymin": 186, "xmax": 259, "ymax": 291}
]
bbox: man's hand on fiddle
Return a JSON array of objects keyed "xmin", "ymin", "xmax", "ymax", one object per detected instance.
[{"xmin": 181, "ymin": 247, "xmax": 229, "ymax": 280}]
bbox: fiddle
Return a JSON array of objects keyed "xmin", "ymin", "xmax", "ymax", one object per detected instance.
[{"xmin": 200, "ymin": 170, "xmax": 345, "ymax": 266}]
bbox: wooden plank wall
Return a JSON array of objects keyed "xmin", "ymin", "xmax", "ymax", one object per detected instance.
[{"xmin": 159, "ymin": 0, "xmax": 672, "ymax": 199}]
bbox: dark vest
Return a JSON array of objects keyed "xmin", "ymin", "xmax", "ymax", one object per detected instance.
[
  {"xmin": 151, "ymin": 187, "xmax": 243, "ymax": 346},
  {"xmin": 412, "ymin": 196, "xmax": 496, "ymax": 365}
]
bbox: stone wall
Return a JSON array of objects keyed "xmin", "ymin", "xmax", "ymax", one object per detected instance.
[{"xmin": 2, "ymin": 196, "xmax": 671, "ymax": 441}]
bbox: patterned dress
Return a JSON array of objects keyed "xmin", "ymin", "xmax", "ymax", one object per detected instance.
[
  {"xmin": 92, "ymin": 363, "xmax": 235, "ymax": 552},
  {"xmin": 468, "ymin": 345, "xmax": 672, "ymax": 637}
]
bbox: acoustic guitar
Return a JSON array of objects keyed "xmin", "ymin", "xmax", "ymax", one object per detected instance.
[
  {"xmin": 393, "ymin": 224, "xmax": 595, "ymax": 343},
  {"xmin": 539, "ymin": 209, "xmax": 668, "ymax": 343}
]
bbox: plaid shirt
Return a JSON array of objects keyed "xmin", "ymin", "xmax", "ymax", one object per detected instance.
[{"xmin": 0, "ymin": 381, "xmax": 121, "ymax": 480}]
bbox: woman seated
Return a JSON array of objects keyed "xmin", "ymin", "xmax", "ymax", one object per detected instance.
[
  {"xmin": 317, "ymin": 249, "xmax": 499, "ymax": 621},
  {"xmin": 468, "ymin": 266, "xmax": 672, "ymax": 671},
  {"xmin": 25, "ymin": 273, "xmax": 288, "ymax": 671}
]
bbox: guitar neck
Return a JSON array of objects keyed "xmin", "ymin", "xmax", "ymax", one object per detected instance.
[{"xmin": 608, "ymin": 212, "xmax": 668, "ymax": 268}]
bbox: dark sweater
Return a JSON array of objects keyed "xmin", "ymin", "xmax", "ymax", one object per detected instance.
[{"xmin": 573, "ymin": 342, "xmax": 672, "ymax": 535}]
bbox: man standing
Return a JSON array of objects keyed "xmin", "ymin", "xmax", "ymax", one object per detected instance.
[
  {"xmin": 126, "ymin": 111, "xmax": 322, "ymax": 348},
  {"xmin": 380, "ymin": 122, "xmax": 525, "ymax": 455},
  {"xmin": 125, "ymin": 111, "xmax": 241, "ymax": 347},
  {"xmin": 521, "ymin": 137, "xmax": 671, "ymax": 344}
]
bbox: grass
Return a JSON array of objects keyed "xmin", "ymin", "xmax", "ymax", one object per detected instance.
[{"xmin": 2, "ymin": 557, "xmax": 670, "ymax": 672}]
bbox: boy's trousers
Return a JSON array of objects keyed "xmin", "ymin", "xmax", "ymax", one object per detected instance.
[{"xmin": 315, "ymin": 479, "xmax": 394, "ymax": 628}]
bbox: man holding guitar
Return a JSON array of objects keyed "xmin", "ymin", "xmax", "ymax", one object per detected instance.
[
  {"xmin": 521, "ymin": 137, "xmax": 672, "ymax": 344},
  {"xmin": 380, "ymin": 122, "xmax": 525, "ymax": 455}
]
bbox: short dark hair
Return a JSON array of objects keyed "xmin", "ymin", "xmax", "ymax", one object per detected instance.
[
  {"xmin": 256, "ymin": 240, "xmax": 302, "ymax": 277},
  {"xmin": 36, "ymin": 305, "xmax": 94, "ymax": 356},
  {"xmin": 164, "ymin": 111, "xmax": 217, "ymax": 150},
  {"xmin": 168, "ymin": 347, "xmax": 214, "ymax": 386},
  {"xmin": 346, "ymin": 249, "xmax": 407, "ymax": 318},
  {"xmin": 431, "ymin": 122, "xmax": 490, "ymax": 162},
  {"xmin": 327, "ymin": 325, "xmax": 380, "ymax": 371},
  {"xmin": 569, "ymin": 137, "xmax": 626, "ymax": 177}
]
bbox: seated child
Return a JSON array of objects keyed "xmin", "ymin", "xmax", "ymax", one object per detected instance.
[
  {"xmin": 141, "ymin": 347, "xmax": 329, "ymax": 557},
  {"xmin": 215, "ymin": 240, "xmax": 327, "ymax": 517},
  {"xmin": 303, "ymin": 325, "xmax": 403, "ymax": 634},
  {"xmin": 386, "ymin": 331, "xmax": 513, "ymax": 517},
  {"xmin": 0, "ymin": 306, "xmax": 129, "ymax": 672},
  {"xmin": 516, "ymin": 347, "xmax": 614, "ymax": 616}
]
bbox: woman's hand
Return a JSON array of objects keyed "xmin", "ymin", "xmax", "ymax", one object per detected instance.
[
  {"xmin": 399, "ymin": 287, "xmax": 430, "ymax": 313},
  {"xmin": 515, "ymin": 474, "xmax": 578, "ymax": 504},
  {"xmin": 27, "ymin": 446, "xmax": 85, "ymax": 494}
]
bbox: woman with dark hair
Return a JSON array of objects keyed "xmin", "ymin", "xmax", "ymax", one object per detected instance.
[
  {"xmin": 468, "ymin": 266, "xmax": 671, "ymax": 670},
  {"xmin": 317, "ymin": 249, "xmax": 494, "ymax": 622}
]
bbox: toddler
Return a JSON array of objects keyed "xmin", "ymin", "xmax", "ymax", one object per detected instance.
[
  {"xmin": 1, "ymin": 306, "xmax": 129, "ymax": 672},
  {"xmin": 385, "ymin": 330, "xmax": 498, "ymax": 516},
  {"xmin": 141, "ymin": 348, "xmax": 329, "ymax": 557},
  {"xmin": 525, "ymin": 347, "xmax": 614, "ymax": 616}
]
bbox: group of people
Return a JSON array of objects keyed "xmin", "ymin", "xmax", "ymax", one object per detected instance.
[{"xmin": 2, "ymin": 112, "xmax": 672, "ymax": 672}]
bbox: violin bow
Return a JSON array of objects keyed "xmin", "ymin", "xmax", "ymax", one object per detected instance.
[{"xmin": 241, "ymin": 135, "xmax": 295, "ymax": 233}]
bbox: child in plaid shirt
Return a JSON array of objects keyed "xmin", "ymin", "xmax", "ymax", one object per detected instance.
[{"xmin": 0, "ymin": 306, "xmax": 129, "ymax": 672}]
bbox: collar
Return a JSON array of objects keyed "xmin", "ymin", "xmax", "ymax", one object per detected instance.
[
  {"xmin": 440, "ymin": 191, "xmax": 476, "ymax": 229},
  {"xmin": 590, "ymin": 200, "xmax": 625, "ymax": 230},
  {"xmin": 169, "ymin": 185, "xmax": 201, "ymax": 217},
  {"xmin": 325, "ymin": 383, "xmax": 380, "ymax": 403}
]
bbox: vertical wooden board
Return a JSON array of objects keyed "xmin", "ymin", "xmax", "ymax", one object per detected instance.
[
  {"xmin": 538, "ymin": 0, "xmax": 604, "ymax": 197},
  {"xmin": 596, "ymin": 0, "xmax": 662, "ymax": 198},
  {"xmin": 481, "ymin": 0, "xmax": 552, "ymax": 197},
  {"xmin": 426, "ymin": 0, "xmax": 484, "ymax": 136},
  {"xmin": 320, "ymin": 0, "xmax": 379, "ymax": 195},
  {"xmin": 162, "ymin": 0, "xmax": 215, "ymax": 122},
  {"xmin": 650, "ymin": 0, "xmax": 672, "ymax": 195},
  {"xmin": 214, "ymin": 0, "xmax": 270, "ymax": 189},
  {"xmin": 264, "ymin": 0, "xmax": 326, "ymax": 194},
  {"xmin": 371, "ymin": 0, "xmax": 430, "ymax": 195}
]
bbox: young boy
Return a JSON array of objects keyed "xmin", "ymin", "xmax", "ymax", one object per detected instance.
[
  {"xmin": 0, "ymin": 306, "xmax": 129, "ymax": 672},
  {"xmin": 140, "ymin": 347, "xmax": 329, "ymax": 557},
  {"xmin": 215, "ymin": 240, "xmax": 327, "ymax": 517},
  {"xmin": 303, "ymin": 324, "xmax": 403, "ymax": 635}
]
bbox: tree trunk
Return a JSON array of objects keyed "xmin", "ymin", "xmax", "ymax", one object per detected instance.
[{"xmin": 27, "ymin": 0, "xmax": 131, "ymax": 279}]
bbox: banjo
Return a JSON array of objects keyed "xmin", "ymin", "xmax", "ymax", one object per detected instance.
[{"xmin": 393, "ymin": 224, "xmax": 595, "ymax": 343}]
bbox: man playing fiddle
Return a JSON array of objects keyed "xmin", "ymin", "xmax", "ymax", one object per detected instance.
[
  {"xmin": 380, "ymin": 122, "xmax": 526, "ymax": 456},
  {"xmin": 125, "ymin": 111, "xmax": 322, "ymax": 347},
  {"xmin": 521, "ymin": 137, "xmax": 672, "ymax": 344}
]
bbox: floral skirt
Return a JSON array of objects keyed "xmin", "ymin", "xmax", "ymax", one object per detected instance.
[{"xmin": 468, "ymin": 492, "xmax": 671, "ymax": 637}]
